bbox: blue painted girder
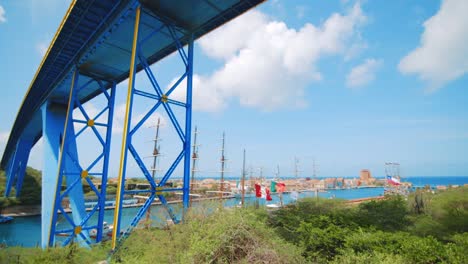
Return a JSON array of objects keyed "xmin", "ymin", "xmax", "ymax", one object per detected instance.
[{"xmin": 1, "ymin": 0, "xmax": 265, "ymax": 173}]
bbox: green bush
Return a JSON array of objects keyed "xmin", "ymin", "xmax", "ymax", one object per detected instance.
[
  {"xmin": 445, "ymin": 233, "xmax": 468, "ymax": 264},
  {"xmin": 400, "ymin": 235, "xmax": 447, "ymax": 263},
  {"xmin": 355, "ymin": 196, "xmax": 410, "ymax": 231},
  {"xmin": 297, "ymin": 221, "xmax": 351, "ymax": 262},
  {"xmin": 343, "ymin": 230, "xmax": 409, "ymax": 255},
  {"xmin": 331, "ymin": 249, "xmax": 405, "ymax": 264},
  {"xmin": 429, "ymin": 187, "xmax": 468, "ymax": 235},
  {"xmin": 268, "ymin": 198, "xmax": 355, "ymax": 244},
  {"xmin": 113, "ymin": 207, "xmax": 305, "ymax": 264}
]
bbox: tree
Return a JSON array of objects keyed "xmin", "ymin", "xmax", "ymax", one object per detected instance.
[{"xmin": 355, "ymin": 196, "xmax": 410, "ymax": 231}]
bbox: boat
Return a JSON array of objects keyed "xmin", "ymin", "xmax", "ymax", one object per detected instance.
[
  {"xmin": 89, "ymin": 222, "xmax": 113, "ymax": 239},
  {"xmin": 384, "ymin": 162, "xmax": 409, "ymax": 196},
  {"xmin": 0, "ymin": 215, "xmax": 13, "ymax": 224},
  {"xmin": 266, "ymin": 203, "xmax": 281, "ymax": 209}
]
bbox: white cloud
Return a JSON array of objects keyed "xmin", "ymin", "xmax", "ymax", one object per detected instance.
[
  {"xmin": 0, "ymin": 131, "xmax": 9, "ymax": 157},
  {"xmin": 0, "ymin": 5, "xmax": 6, "ymax": 23},
  {"xmin": 171, "ymin": 75, "xmax": 226, "ymax": 112},
  {"xmin": 346, "ymin": 58, "xmax": 382, "ymax": 88},
  {"xmin": 113, "ymin": 104, "xmax": 167, "ymax": 134},
  {"xmin": 36, "ymin": 42, "xmax": 48, "ymax": 57},
  {"xmin": 399, "ymin": 0, "xmax": 468, "ymax": 91},
  {"xmin": 191, "ymin": 4, "xmax": 367, "ymax": 111}
]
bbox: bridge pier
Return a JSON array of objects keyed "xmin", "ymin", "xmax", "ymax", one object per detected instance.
[
  {"xmin": 4, "ymin": 139, "xmax": 32, "ymax": 197},
  {"xmin": 41, "ymin": 100, "xmax": 87, "ymax": 248},
  {"xmin": 41, "ymin": 70, "xmax": 116, "ymax": 248}
]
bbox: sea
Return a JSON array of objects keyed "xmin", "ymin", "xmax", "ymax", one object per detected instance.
[{"xmin": 0, "ymin": 176, "xmax": 466, "ymax": 247}]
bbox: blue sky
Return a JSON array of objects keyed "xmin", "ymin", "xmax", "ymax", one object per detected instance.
[{"xmin": 0, "ymin": 0, "xmax": 467, "ymax": 179}]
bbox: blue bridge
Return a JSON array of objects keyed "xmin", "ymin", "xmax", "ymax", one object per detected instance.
[{"xmin": 1, "ymin": 0, "xmax": 263, "ymax": 249}]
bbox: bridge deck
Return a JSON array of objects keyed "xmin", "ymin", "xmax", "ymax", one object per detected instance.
[{"xmin": 1, "ymin": 0, "xmax": 264, "ymax": 169}]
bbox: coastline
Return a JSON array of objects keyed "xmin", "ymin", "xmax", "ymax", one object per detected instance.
[
  {"xmin": 2, "ymin": 194, "xmax": 384, "ymax": 218},
  {"xmin": 2, "ymin": 195, "xmax": 235, "ymax": 218}
]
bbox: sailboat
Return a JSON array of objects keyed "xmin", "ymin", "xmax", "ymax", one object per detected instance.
[{"xmin": 384, "ymin": 162, "xmax": 409, "ymax": 196}]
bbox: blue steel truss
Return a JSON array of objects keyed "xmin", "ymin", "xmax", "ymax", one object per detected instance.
[
  {"xmin": 1, "ymin": 0, "xmax": 263, "ymax": 250},
  {"xmin": 111, "ymin": 4, "xmax": 194, "ymax": 250},
  {"xmin": 47, "ymin": 71, "xmax": 116, "ymax": 247}
]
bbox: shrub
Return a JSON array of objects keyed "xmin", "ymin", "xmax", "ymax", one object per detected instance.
[
  {"xmin": 113, "ymin": 207, "xmax": 305, "ymax": 264},
  {"xmin": 400, "ymin": 235, "xmax": 447, "ymax": 264},
  {"xmin": 331, "ymin": 250, "xmax": 405, "ymax": 264},
  {"xmin": 445, "ymin": 233, "xmax": 468, "ymax": 264},
  {"xmin": 343, "ymin": 230, "xmax": 409, "ymax": 255},
  {"xmin": 355, "ymin": 196, "xmax": 410, "ymax": 231},
  {"xmin": 429, "ymin": 187, "xmax": 468, "ymax": 235},
  {"xmin": 297, "ymin": 221, "xmax": 351, "ymax": 262}
]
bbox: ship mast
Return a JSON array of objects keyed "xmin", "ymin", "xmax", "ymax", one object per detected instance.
[
  {"xmin": 146, "ymin": 117, "xmax": 161, "ymax": 226},
  {"xmin": 219, "ymin": 132, "xmax": 227, "ymax": 199},
  {"xmin": 241, "ymin": 149, "xmax": 246, "ymax": 206},
  {"xmin": 312, "ymin": 158, "xmax": 317, "ymax": 179},
  {"xmin": 294, "ymin": 157, "xmax": 300, "ymax": 178},
  {"xmin": 190, "ymin": 126, "xmax": 199, "ymax": 206},
  {"xmin": 249, "ymin": 165, "xmax": 254, "ymax": 190},
  {"xmin": 294, "ymin": 156, "xmax": 300, "ymax": 191}
]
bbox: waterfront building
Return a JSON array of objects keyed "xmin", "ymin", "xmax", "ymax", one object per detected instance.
[
  {"xmin": 336, "ymin": 177, "xmax": 344, "ymax": 188},
  {"xmin": 360, "ymin": 169, "xmax": 375, "ymax": 185},
  {"xmin": 325, "ymin": 178, "xmax": 336, "ymax": 189}
]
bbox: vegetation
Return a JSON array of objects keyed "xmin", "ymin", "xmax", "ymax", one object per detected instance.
[
  {"xmin": 0, "ymin": 186, "xmax": 466, "ymax": 263},
  {"xmin": 0, "ymin": 167, "xmax": 42, "ymax": 209},
  {"xmin": 268, "ymin": 187, "xmax": 468, "ymax": 263}
]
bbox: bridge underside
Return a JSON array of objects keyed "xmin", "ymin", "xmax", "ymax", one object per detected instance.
[{"xmin": 1, "ymin": 0, "xmax": 264, "ymax": 249}]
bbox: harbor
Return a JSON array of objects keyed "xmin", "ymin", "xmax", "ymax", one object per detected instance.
[{"xmin": 0, "ymin": 186, "xmax": 387, "ymax": 247}]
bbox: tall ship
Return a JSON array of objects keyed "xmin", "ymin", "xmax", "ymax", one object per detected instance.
[{"xmin": 384, "ymin": 162, "xmax": 409, "ymax": 196}]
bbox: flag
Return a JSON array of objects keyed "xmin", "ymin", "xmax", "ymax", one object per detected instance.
[
  {"xmin": 276, "ymin": 182, "xmax": 286, "ymax": 193},
  {"xmin": 261, "ymin": 186, "xmax": 267, "ymax": 198},
  {"xmin": 255, "ymin": 183, "xmax": 262, "ymax": 198},
  {"xmin": 387, "ymin": 176, "xmax": 401, "ymax": 186},
  {"xmin": 270, "ymin": 181, "xmax": 277, "ymax": 193},
  {"xmin": 266, "ymin": 188, "xmax": 272, "ymax": 201}
]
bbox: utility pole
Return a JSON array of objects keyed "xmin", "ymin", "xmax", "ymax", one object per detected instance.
[
  {"xmin": 190, "ymin": 126, "xmax": 199, "ymax": 206},
  {"xmin": 146, "ymin": 118, "xmax": 161, "ymax": 227}
]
